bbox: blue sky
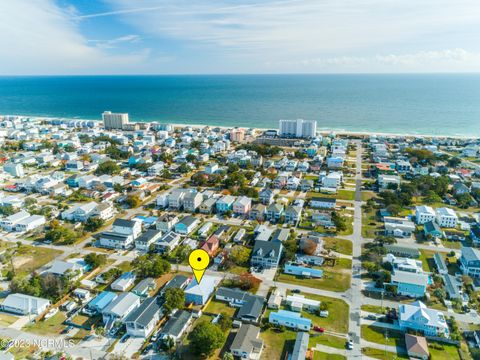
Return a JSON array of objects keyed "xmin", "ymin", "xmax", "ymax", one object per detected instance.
[{"xmin": 1, "ymin": 0, "xmax": 480, "ymax": 75}]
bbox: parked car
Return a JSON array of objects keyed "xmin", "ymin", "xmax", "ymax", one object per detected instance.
[
  {"xmin": 313, "ymin": 326, "xmax": 325, "ymax": 333},
  {"xmin": 120, "ymin": 335, "xmax": 130, "ymax": 343},
  {"xmin": 346, "ymin": 340, "xmax": 353, "ymax": 350},
  {"xmin": 366, "ymin": 314, "xmax": 377, "ymax": 320},
  {"xmin": 292, "ymin": 289, "xmax": 301, "ymax": 294}
]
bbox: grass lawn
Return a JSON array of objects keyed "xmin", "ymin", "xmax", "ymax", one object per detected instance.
[
  {"xmin": 260, "ymin": 328, "xmax": 297, "ymax": 360},
  {"xmin": 419, "ymin": 249, "xmax": 458, "ymax": 274},
  {"xmin": 69, "ymin": 328, "xmax": 91, "ymax": 344},
  {"xmin": 116, "ymin": 261, "xmax": 132, "ymax": 272},
  {"xmin": 12, "ymin": 244, "xmax": 63, "ymax": 277},
  {"xmin": 334, "ymin": 258, "xmax": 352, "ymax": 271},
  {"xmin": 361, "ymin": 191, "xmax": 377, "ymax": 201},
  {"xmin": 277, "ymin": 270, "xmax": 351, "ymax": 292},
  {"xmin": 362, "ymin": 347, "xmax": 408, "ymax": 360},
  {"xmin": 286, "ymin": 291, "xmax": 349, "ymax": 334},
  {"xmin": 313, "ymin": 351, "xmax": 346, "ymax": 360},
  {"xmin": 360, "ymin": 305, "xmax": 386, "ymax": 314},
  {"xmin": 9, "ymin": 344, "xmax": 38, "ymax": 359},
  {"xmin": 337, "ymin": 190, "xmax": 355, "ymax": 201},
  {"xmin": 0, "ymin": 312, "xmax": 18, "ymax": 327},
  {"xmin": 428, "ymin": 342, "xmax": 461, "ymax": 360},
  {"xmin": 204, "ymin": 299, "xmax": 237, "ymax": 317},
  {"xmin": 361, "ymin": 208, "xmax": 382, "ymax": 239},
  {"xmin": 228, "ymin": 265, "xmax": 249, "ymax": 275},
  {"xmin": 323, "ymin": 237, "xmax": 352, "ymax": 256},
  {"xmin": 23, "ymin": 312, "xmax": 67, "ymax": 335},
  {"xmin": 441, "ymin": 239, "xmax": 463, "ymax": 250},
  {"xmin": 361, "ymin": 325, "xmax": 405, "ymax": 348},
  {"xmin": 309, "ymin": 333, "xmax": 347, "ymax": 349}
]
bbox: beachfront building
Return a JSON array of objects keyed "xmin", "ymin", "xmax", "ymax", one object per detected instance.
[
  {"xmin": 436, "ymin": 207, "xmax": 458, "ymax": 228},
  {"xmin": 279, "ymin": 119, "xmax": 317, "ymax": 138},
  {"xmin": 102, "ymin": 111, "xmax": 129, "ymax": 129}
]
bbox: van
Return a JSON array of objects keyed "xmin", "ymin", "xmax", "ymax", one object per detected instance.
[{"xmin": 319, "ymin": 310, "xmax": 329, "ymax": 318}]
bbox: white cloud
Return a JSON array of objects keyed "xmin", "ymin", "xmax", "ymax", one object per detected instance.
[
  {"xmin": 267, "ymin": 49, "xmax": 480, "ymax": 72},
  {"xmin": 99, "ymin": 0, "xmax": 480, "ymax": 72},
  {"xmin": 0, "ymin": 0, "xmax": 148, "ymax": 75}
]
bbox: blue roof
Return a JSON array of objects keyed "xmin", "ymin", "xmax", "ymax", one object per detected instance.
[
  {"xmin": 88, "ymin": 291, "xmax": 117, "ymax": 311},
  {"xmin": 285, "ymin": 264, "xmax": 323, "ymax": 277},
  {"xmin": 269, "ymin": 310, "xmax": 312, "ymax": 327},
  {"xmin": 134, "ymin": 216, "xmax": 158, "ymax": 225}
]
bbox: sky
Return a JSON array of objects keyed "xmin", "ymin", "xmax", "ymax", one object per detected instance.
[{"xmin": 1, "ymin": 0, "xmax": 480, "ymax": 75}]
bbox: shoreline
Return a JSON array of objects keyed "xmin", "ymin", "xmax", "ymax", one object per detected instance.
[{"xmin": 3, "ymin": 114, "xmax": 478, "ymax": 140}]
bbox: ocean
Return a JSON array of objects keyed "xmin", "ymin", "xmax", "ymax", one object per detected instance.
[{"xmin": 0, "ymin": 74, "xmax": 479, "ymax": 137}]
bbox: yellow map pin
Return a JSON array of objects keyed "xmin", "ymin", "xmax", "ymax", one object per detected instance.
[{"xmin": 188, "ymin": 249, "xmax": 210, "ymax": 284}]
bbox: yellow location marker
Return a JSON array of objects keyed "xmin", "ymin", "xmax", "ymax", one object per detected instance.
[{"xmin": 188, "ymin": 249, "xmax": 210, "ymax": 284}]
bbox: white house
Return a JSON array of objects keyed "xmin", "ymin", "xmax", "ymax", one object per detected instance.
[
  {"xmin": 435, "ymin": 208, "xmax": 458, "ymax": 228},
  {"xmin": 0, "ymin": 210, "xmax": 30, "ymax": 231},
  {"xmin": 15, "ymin": 215, "xmax": 46, "ymax": 232},
  {"xmin": 415, "ymin": 206, "xmax": 436, "ymax": 225},
  {"xmin": 1, "ymin": 293, "xmax": 50, "ymax": 315}
]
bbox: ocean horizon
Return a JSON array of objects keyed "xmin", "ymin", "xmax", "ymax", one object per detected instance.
[{"xmin": 0, "ymin": 74, "xmax": 479, "ymax": 137}]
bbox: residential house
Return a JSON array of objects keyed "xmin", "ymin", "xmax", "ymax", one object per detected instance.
[
  {"xmin": 0, "ymin": 210, "xmax": 30, "ymax": 231},
  {"xmin": 183, "ymin": 191, "xmax": 203, "ymax": 212},
  {"xmin": 269, "ymin": 310, "xmax": 311, "ymax": 331},
  {"xmin": 131, "ymin": 278, "xmax": 156, "ymax": 298},
  {"xmin": 201, "ymin": 235, "xmax": 220, "ymax": 257},
  {"xmin": 433, "ymin": 253, "xmax": 448, "ymax": 275},
  {"xmin": 102, "ymin": 292, "xmax": 141, "ymax": 326},
  {"xmin": 15, "ymin": 215, "xmax": 46, "ymax": 232},
  {"xmin": 291, "ymin": 332, "xmax": 309, "ymax": 360},
  {"xmin": 135, "ymin": 229, "xmax": 163, "ymax": 252},
  {"xmin": 199, "ymin": 197, "xmax": 217, "ymax": 214},
  {"xmin": 471, "ymin": 225, "xmax": 480, "ymax": 246},
  {"xmin": 460, "ymin": 247, "xmax": 480, "ymax": 278},
  {"xmin": 284, "ymin": 295, "xmax": 320, "ymax": 312},
  {"xmin": 168, "ymin": 189, "xmax": 186, "ymax": 210},
  {"xmin": 85, "ymin": 291, "xmax": 117, "ymax": 314},
  {"xmin": 174, "ymin": 216, "xmax": 200, "ymax": 235},
  {"xmin": 124, "ymin": 296, "xmax": 163, "ymax": 338},
  {"xmin": 159, "ymin": 310, "xmax": 193, "ymax": 342},
  {"xmin": 266, "ymin": 203, "xmax": 284, "ymax": 222},
  {"xmin": 249, "ymin": 204, "xmax": 266, "ymax": 221},
  {"xmin": 215, "ymin": 287, "xmax": 265, "ymax": 323},
  {"xmin": 251, "ymin": 240, "xmax": 283, "ymax": 269},
  {"xmin": 156, "ymin": 213, "xmax": 179, "ymax": 232},
  {"xmin": 111, "ymin": 272, "xmax": 136, "ymax": 291},
  {"xmin": 233, "ymin": 196, "xmax": 252, "ymax": 216},
  {"xmin": 436, "ymin": 208, "xmax": 458, "ymax": 228},
  {"xmin": 230, "ymin": 325, "xmax": 264, "ymax": 360},
  {"xmin": 398, "ymin": 301, "xmax": 449, "ymax": 337},
  {"xmin": 424, "ymin": 221, "xmax": 443, "ymax": 238},
  {"xmin": 384, "ymin": 217, "xmax": 415, "ymax": 238},
  {"xmin": 216, "ymin": 195, "xmax": 235, "ymax": 213},
  {"xmin": 378, "ymin": 174, "xmax": 401, "ymax": 189},
  {"xmin": 259, "ymin": 188, "xmax": 274, "ymax": 205},
  {"xmin": 405, "ymin": 334, "xmax": 429, "ymax": 360},
  {"xmin": 185, "ymin": 276, "xmax": 219, "ymax": 305},
  {"xmin": 415, "ymin": 205, "xmax": 436, "ymax": 225},
  {"xmin": 310, "ymin": 197, "xmax": 336, "ymax": 209},
  {"xmin": 47, "ymin": 259, "xmax": 85, "ymax": 280},
  {"xmin": 284, "ymin": 205, "xmax": 302, "ymax": 225},
  {"xmin": 284, "ymin": 262, "xmax": 323, "ymax": 279},
  {"xmin": 1, "ymin": 293, "xmax": 50, "ymax": 315},
  {"xmin": 154, "ymin": 231, "xmax": 182, "ymax": 253}
]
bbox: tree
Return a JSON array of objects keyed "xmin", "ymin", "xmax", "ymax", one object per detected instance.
[
  {"xmin": 96, "ymin": 160, "xmax": 121, "ymax": 175},
  {"xmin": 0, "ymin": 205, "xmax": 15, "ymax": 216},
  {"xmin": 283, "ymin": 238, "xmax": 298, "ymax": 261},
  {"xmin": 433, "ymin": 288, "xmax": 446, "ymax": 301},
  {"xmin": 385, "ymin": 204, "xmax": 402, "ymax": 217},
  {"xmin": 222, "ymin": 353, "xmax": 234, "ymax": 360},
  {"xmin": 84, "ymin": 217, "xmax": 105, "ymax": 232},
  {"xmin": 163, "ymin": 288, "xmax": 185, "ymax": 315},
  {"xmin": 125, "ymin": 194, "xmax": 142, "ymax": 208},
  {"xmin": 189, "ymin": 322, "xmax": 225, "ymax": 357},
  {"xmin": 217, "ymin": 312, "xmax": 233, "ymax": 331},
  {"xmin": 132, "ymin": 254, "xmax": 171, "ymax": 278},
  {"xmin": 84, "ymin": 253, "xmax": 107, "ymax": 269},
  {"xmin": 230, "ymin": 246, "xmax": 251, "ymax": 267},
  {"xmin": 331, "ymin": 212, "xmax": 347, "ymax": 232},
  {"xmin": 373, "ymin": 235, "xmax": 397, "ymax": 246},
  {"xmin": 447, "ymin": 157, "xmax": 462, "ymax": 168},
  {"xmin": 45, "ymin": 223, "xmax": 78, "ymax": 245}
]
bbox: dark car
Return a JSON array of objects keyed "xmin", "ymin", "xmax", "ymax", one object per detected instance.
[{"xmin": 120, "ymin": 335, "xmax": 130, "ymax": 343}]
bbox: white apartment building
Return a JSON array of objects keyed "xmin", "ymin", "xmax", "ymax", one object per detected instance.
[
  {"xmin": 3, "ymin": 162, "xmax": 24, "ymax": 178},
  {"xmin": 278, "ymin": 119, "xmax": 317, "ymax": 138},
  {"xmin": 102, "ymin": 111, "xmax": 129, "ymax": 130},
  {"xmin": 415, "ymin": 205, "xmax": 436, "ymax": 224},
  {"xmin": 436, "ymin": 207, "xmax": 458, "ymax": 228}
]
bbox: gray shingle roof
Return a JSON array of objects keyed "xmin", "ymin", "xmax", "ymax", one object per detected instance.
[{"xmin": 124, "ymin": 296, "xmax": 163, "ymax": 327}]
